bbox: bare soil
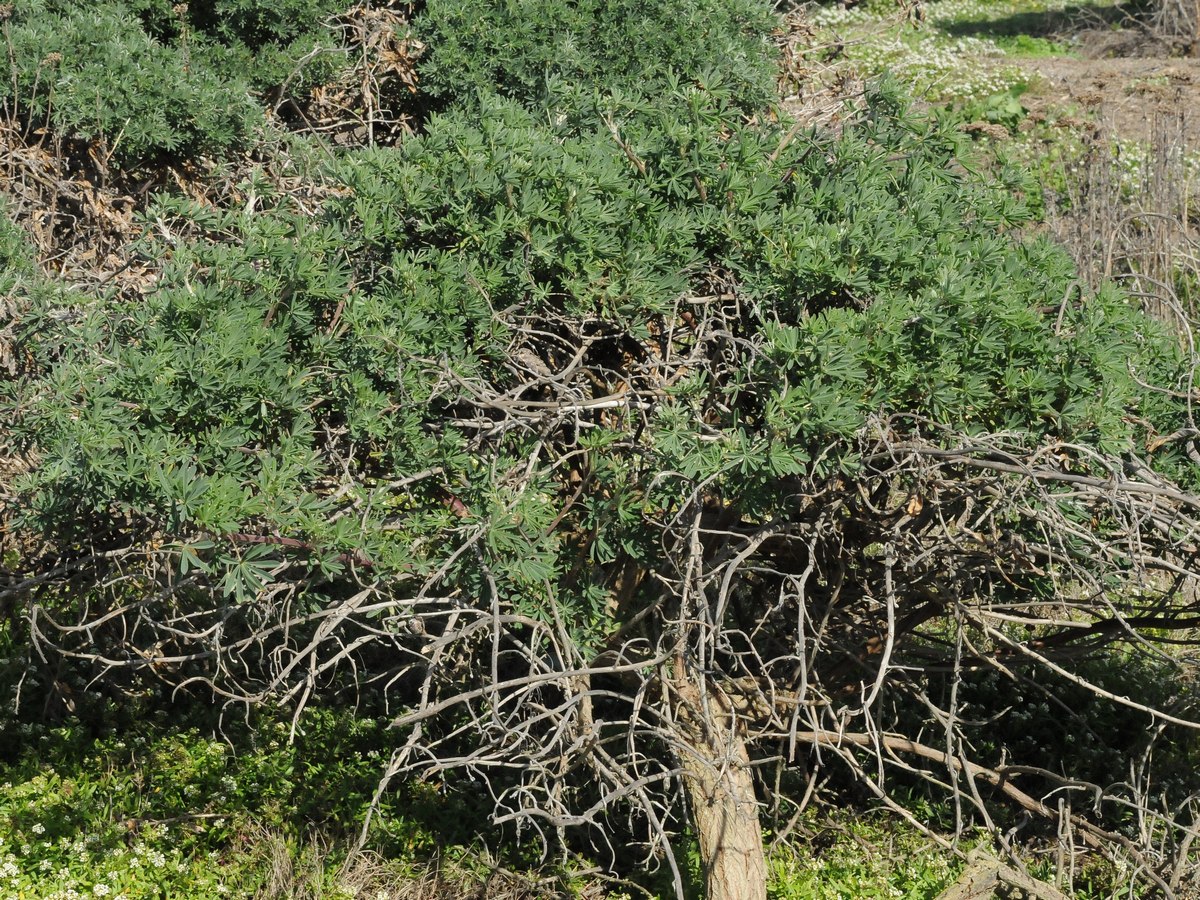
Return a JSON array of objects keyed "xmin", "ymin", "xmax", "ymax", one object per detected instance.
[{"xmin": 1021, "ymin": 53, "xmax": 1200, "ymax": 144}]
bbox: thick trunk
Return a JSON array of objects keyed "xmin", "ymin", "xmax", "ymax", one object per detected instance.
[{"xmin": 675, "ymin": 679, "xmax": 767, "ymax": 900}]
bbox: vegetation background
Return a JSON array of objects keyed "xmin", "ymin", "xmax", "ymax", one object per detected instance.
[{"xmin": 0, "ymin": 0, "xmax": 1198, "ymax": 898}]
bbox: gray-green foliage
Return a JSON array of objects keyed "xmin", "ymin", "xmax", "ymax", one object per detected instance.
[
  {"xmin": 0, "ymin": 201, "xmax": 34, "ymax": 283},
  {"xmin": 0, "ymin": 0, "xmax": 344, "ymax": 164},
  {"xmin": 3, "ymin": 2, "xmax": 1199, "ymax": 885},
  {"xmin": 0, "ymin": 0, "xmax": 778, "ymax": 166},
  {"xmin": 5, "ymin": 1, "xmax": 246, "ymax": 162},
  {"xmin": 6, "ymin": 79, "xmax": 1189, "ymax": 617},
  {"xmin": 415, "ymin": 0, "xmax": 781, "ymax": 111}
]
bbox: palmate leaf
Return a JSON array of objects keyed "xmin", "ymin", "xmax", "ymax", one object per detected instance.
[
  {"xmin": 176, "ymin": 540, "xmax": 216, "ymax": 577},
  {"xmin": 2, "ymin": 8, "xmax": 1199, "ymax": 890},
  {"xmin": 219, "ymin": 543, "xmax": 279, "ymax": 603}
]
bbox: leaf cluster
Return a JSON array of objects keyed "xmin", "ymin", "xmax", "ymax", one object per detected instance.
[
  {"xmin": 414, "ymin": 0, "xmax": 781, "ymax": 112},
  {"xmin": 0, "ymin": 0, "xmax": 348, "ymax": 165},
  {"xmin": 7, "ymin": 75, "xmax": 1192, "ymax": 622},
  {"xmin": 3, "ymin": 0, "xmax": 1200, "ymax": 886}
]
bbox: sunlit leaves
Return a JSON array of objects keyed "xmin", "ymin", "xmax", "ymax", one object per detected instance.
[
  {"xmin": 6, "ymin": 64, "xmax": 1193, "ymax": 632},
  {"xmin": 416, "ymin": 0, "xmax": 778, "ymax": 112}
]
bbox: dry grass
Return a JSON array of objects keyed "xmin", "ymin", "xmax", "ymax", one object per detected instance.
[
  {"xmin": 287, "ymin": 0, "xmax": 424, "ymax": 147},
  {"xmin": 1043, "ymin": 105, "xmax": 1200, "ymax": 335},
  {"xmin": 775, "ymin": 6, "xmax": 870, "ymax": 131},
  {"xmin": 0, "ymin": 123, "xmax": 145, "ymax": 285}
]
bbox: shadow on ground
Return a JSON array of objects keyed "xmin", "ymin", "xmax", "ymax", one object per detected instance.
[{"xmin": 936, "ymin": 0, "xmax": 1130, "ymax": 39}]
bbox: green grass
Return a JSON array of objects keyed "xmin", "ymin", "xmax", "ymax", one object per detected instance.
[
  {"xmin": 766, "ymin": 812, "xmax": 969, "ymax": 900},
  {"xmin": 0, "ymin": 705, "xmax": 987, "ymax": 900},
  {"xmin": 992, "ymin": 33, "xmax": 1075, "ymax": 55},
  {"xmin": 0, "ymin": 705, "xmax": 583, "ymax": 899}
]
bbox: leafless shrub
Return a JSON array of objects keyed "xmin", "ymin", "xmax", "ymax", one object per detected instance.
[
  {"xmin": 1147, "ymin": 0, "xmax": 1200, "ymax": 55},
  {"xmin": 281, "ymin": 0, "xmax": 424, "ymax": 147},
  {"xmin": 775, "ymin": 6, "xmax": 870, "ymax": 130},
  {"xmin": 1045, "ymin": 106, "xmax": 1200, "ymax": 332}
]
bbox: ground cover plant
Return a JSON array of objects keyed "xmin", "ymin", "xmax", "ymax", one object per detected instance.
[
  {"xmin": 0, "ymin": 679, "xmax": 585, "ymax": 899},
  {"xmin": 0, "ymin": 0, "xmax": 348, "ymax": 165},
  {"xmin": 1, "ymin": 0, "xmax": 1200, "ymax": 899},
  {"xmin": 801, "ymin": 0, "xmax": 1060, "ymax": 105}
]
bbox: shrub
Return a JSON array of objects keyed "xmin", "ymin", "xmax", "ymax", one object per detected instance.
[
  {"xmin": 0, "ymin": 202, "xmax": 34, "ymax": 279},
  {"xmin": 1, "ymin": 0, "xmax": 261, "ymax": 164},
  {"xmin": 12, "ymin": 82, "xmax": 1184, "ymax": 582},
  {"xmin": 414, "ymin": 0, "xmax": 781, "ymax": 111},
  {"xmin": 191, "ymin": 0, "xmax": 344, "ymax": 51},
  {"xmin": 0, "ymin": 0, "xmax": 358, "ymax": 165},
  {"xmin": 5, "ymin": 71, "xmax": 1199, "ymax": 899}
]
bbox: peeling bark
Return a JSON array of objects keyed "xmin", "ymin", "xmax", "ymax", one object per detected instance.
[{"xmin": 675, "ymin": 678, "xmax": 767, "ymax": 900}]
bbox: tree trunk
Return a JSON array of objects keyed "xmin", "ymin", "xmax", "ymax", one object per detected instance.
[
  {"xmin": 675, "ymin": 678, "xmax": 767, "ymax": 900},
  {"xmin": 1193, "ymin": 0, "xmax": 1199, "ymax": 57}
]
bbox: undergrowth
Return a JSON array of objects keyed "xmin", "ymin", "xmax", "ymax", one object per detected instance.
[
  {"xmin": 0, "ymin": 698, "xmax": 567, "ymax": 898},
  {"xmin": 1, "ymin": 0, "xmax": 1199, "ymax": 897}
]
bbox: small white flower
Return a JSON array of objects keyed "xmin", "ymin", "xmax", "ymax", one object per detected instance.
[
  {"xmin": 93, "ymin": 885, "xmax": 111, "ymax": 897},
  {"xmin": 31, "ymin": 823, "xmax": 46, "ymax": 835}
]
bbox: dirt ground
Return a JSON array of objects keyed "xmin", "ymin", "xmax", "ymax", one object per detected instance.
[{"xmin": 1021, "ymin": 52, "xmax": 1200, "ymax": 145}]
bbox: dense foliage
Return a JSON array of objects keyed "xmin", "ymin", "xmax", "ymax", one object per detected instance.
[
  {"xmin": 414, "ymin": 0, "xmax": 780, "ymax": 110},
  {"xmin": 2, "ymin": 0, "xmax": 1199, "ymax": 897},
  {"xmin": 0, "ymin": 0, "xmax": 346, "ymax": 163},
  {"xmin": 7, "ymin": 81, "xmax": 1186, "ymax": 621}
]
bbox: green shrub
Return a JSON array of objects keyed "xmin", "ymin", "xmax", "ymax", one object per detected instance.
[
  {"xmin": 0, "ymin": 203, "xmax": 34, "ymax": 277},
  {"xmin": 1, "ymin": 0, "xmax": 261, "ymax": 164},
  {"xmin": 175, "ymin": 0, "xmax": 347, "ymax": 92},
  {"xmin": 0, "ymin": 0, "xmax": 354, "ymax": 165},
  {"xmin": 3, "ymin": 0, "xmax": 1196, "ymax": 889},
  {"xmin": 0, "ymin": 205, "xmax": 39, "ymax": 381},
  {"xmin": 7, "ymin": 80, "xmax": 1188, "ymax": 623},
  {"xmin": 415, "ymin": 0, "xmax": 781, "ymax": 111},
  {"xmin": 193, "ymin": 0, "xmax": 344, "ymax": 51}
]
